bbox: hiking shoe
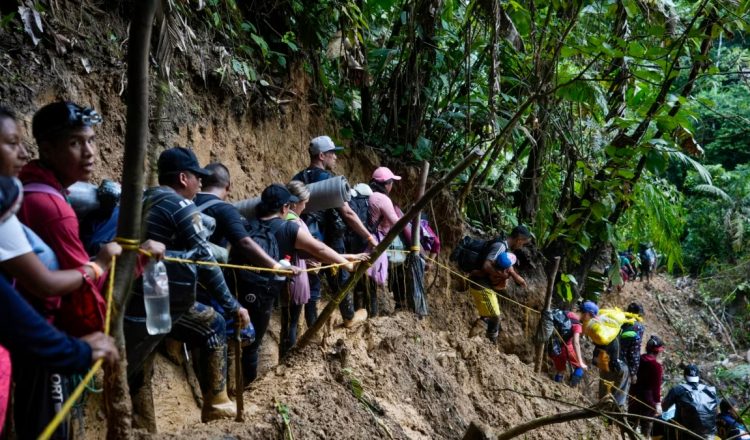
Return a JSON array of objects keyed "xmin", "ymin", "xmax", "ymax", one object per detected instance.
[
  {"xmin": 344, "ymin": 308, "xmax": 368, "ymax": 328},
  {"xmin": 570, "ymin": 374, "xmax": 582, "ymax": 387},
  {"xmin": 487, "ymin": 331, "xmax": 499, "ymax": 344}
]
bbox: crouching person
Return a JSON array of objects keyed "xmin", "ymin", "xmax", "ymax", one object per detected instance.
[{"xmin": 124, "ymin": 147, "xmax": 251, "ymax": 424}]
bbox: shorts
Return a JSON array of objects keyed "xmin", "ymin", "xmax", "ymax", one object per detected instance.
[{"xmin": 470, "ymin": 286, "xmax": 500, "ymax": 318}]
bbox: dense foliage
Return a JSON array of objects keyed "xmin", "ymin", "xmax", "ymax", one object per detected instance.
[{"xmin": 171, "ymin": 0, "xmax": 750, "ymax": 285}]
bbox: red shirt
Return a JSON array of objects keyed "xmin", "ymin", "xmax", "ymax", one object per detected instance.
[
  {"xmin": 629, "ymin": 353, "xmax": 663, "ymax": 416},
  {"xmin": 17, "ymin": 160, "xmax": 104, "ymax": 331}
]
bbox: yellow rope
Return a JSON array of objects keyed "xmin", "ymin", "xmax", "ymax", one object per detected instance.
[
  {"xmin": 133, "ymin": 247, "xmax": 350, "ymax": 275},
  {"xmin": 38, "ymin": 256, "xmax": 119, "ymax": 440}
]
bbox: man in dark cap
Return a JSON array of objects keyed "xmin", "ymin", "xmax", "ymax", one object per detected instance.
[
  {"xmin": 662, "ymin": 364, "xmax": 719, "ymax": 439},
  {"xmin": 124, "ymin": 147, "xmax": 250, "ymax": 423},
  {"xmin": 293, "ymin": 136, "xmax": 372, "ymax": 327}
]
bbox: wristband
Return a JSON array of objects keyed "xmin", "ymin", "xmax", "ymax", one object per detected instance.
[
  {"xmin": 83, "ymin": 261, "xmax": 103, "ymax": 282},
  {"xmin": 76, "ymin": 267, "xmax": 93, "ymax": 284}
]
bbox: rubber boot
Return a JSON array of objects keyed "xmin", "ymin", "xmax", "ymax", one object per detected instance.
[
  {"xmin": 201, "ymin": 345, "xmax": 237, "ymax": 423},
  {"xmin": 553, "ymin": 373, "xmax": 564, "ymax": 383}
]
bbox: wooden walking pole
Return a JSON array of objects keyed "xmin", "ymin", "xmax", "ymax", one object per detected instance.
[
  {"xmin": 410, "ymin": 161, "xmax": 430, "ymax": 247},
  {"xmin": 533, "ymin": 256, "xmax": 561, "ymax": 373},
  {"xmin": 294, "ymin": 150, "xmax": 483, "ymax": 351},
  {"xmin": 234, "ymin": 312, "xmax": 244, "ymax": 421}
]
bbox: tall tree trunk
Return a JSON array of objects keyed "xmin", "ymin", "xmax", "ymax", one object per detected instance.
[{"xmin": 104, "ymin": 1, "xmax": 157, "ymax": 438}]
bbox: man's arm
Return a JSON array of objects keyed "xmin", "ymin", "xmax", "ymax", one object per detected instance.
[
  {"xmin": 0, "ymin": 277, "xmax": 92, "ymax": 373},
  {"xmin": 294, "ymin": 226, "xmax": 354, "ymax": 271},
  {"xmin": 175, "ymin": 202, "xmax": 242, "ymax": 315},
  {"xmin": 572, "ymin": 332, "xmax": 587, "ymax": 369}
]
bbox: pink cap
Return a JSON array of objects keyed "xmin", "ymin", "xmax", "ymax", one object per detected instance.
[{"xmin": 372, "ymin": 166, "xmax": 401, "ymax": 182}]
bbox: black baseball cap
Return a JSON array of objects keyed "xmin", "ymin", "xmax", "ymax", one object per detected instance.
[
  {"xmin": 157, "ymin": 147, "xmax": 212, "ymax": 178},
  {"xmin": 684, "ymin": 364, "xmax": 700, "ymax": 383},
  {"xmin": 32, "ymin": 101, "xmax": 103, "ymax": 142},
  {"xmin": 646, "ymin": 335, "xmax": 665, "ymax": 353},
  {"xmin": 261, "ymin": 184, "xmax": 300, "ymax": 210}
]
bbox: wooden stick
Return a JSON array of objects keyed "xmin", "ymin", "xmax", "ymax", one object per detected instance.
[
  {"xmin": 410, "ymin": 161, "xmax": 430, "ymax": 247},
  {"xmin": 294, "ymin": 150, "xmax": 483, "ymax": 351},
  {"xmin": 234, "ymin": 312, "xmax": 244, "ymax": 421},
  {"xmin": 104, "ymin": 1, "xmax": 158, "ymax": 438},
  {"xmin": 534, "ymin": 256, "xmax": 560, "ymax": 373}
]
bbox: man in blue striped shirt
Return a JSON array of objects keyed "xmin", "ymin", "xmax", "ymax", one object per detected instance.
[{"xmin": 125, "ymin": 147, "xmax": 249, "ymax": 423}]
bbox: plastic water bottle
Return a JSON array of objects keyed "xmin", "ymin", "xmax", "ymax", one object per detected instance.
[
  {"xmin": 274, "ymin": 255, "xmax": 292, "ymax": 281},
  {"xmin": 143, "ymin": 260, "xmax": 171, "ymax": 335}
]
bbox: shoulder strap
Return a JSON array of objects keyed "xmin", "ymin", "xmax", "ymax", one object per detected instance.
[
  {"xmin": 196, "ymin": 198, "xmax": 226, "ymax": 212},
  {"xmin": 23, "ymin": 183, "xmax": 66, "ymax": 202}
]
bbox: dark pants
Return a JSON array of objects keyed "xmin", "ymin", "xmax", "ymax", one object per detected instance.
[
  {"xmin": 12, "ymin": 365, "xmax": 70, "ymax": 439},
  {"xmin": 304, "ymin": 273, "xmax": 321, "ymax": 327},
  {"xmin": 307, "ymin": 238, "xmax": 355, "ymax": 323},
  {"xmin": 354, "ymin": 276, "xmax": 378, "ymax": 317},
  {"xmin": 390, "ymin": 262, "xmax": 408, "ymax": 310},
  {"xmin": 125, "ymin": 302, "xmax": 227, "ymax": 392},
  {"xmin": 279, "ymin": 285, "xmax": 304, "ymax": 358},
  {"xmin": 240, "ymin": 288, "xmax": 279, "ymax": 384},
  {"xmin": 328, "ymin": 238, "xmax": 354, "ymax": 320}
]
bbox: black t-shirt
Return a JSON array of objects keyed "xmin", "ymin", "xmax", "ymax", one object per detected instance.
[
  {"xmin": 265, "ymin": 217, "xmax": 300, "ymax": 260},
  {"xmin": 194, "ymin": 192, "xmax": 249, "ymax": 247}
]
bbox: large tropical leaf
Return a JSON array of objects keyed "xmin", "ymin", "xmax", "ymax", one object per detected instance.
[{"xmin": 692, "ymin": 184, "xmax": 733, "ymax": 202}]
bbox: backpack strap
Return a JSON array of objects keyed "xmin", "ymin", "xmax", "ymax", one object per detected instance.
[{"xmin": 23, "ymin": 182, "xmax": 67, "ymax": 202}]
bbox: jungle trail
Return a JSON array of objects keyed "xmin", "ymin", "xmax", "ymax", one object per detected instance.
[{"xmin": 0, "ymin": 0, "xmax": 749, "ymax": 439}]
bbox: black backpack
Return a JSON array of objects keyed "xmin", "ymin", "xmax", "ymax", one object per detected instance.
[
  {"xmin": 450, "ymin": 233, "xmax": 506, "ymax": 273},
  {"xmin": 676, "ymin": 383, "xmax": 719, "ymax": 435},
  {"xmin": 296, "ymin": 168, "xmax": 346, "ymax": 241},
  {"xmin": 345, "ymin": 193, "xmax": 378, "ymax": 253},
  {"xmin": 229, "ymin": 218, "xmax": 283, "ymax": 287},
  {"xmin": 547, "ymin": 309, "xmax": 577, "ymax": 356}
]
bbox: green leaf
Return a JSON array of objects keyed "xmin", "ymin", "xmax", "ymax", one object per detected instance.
[{"xmin": 251, "ymin": 33, "xmax": 269, "ymax": 57}]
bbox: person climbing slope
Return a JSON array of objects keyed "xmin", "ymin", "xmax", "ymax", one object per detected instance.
[
  {"xmin": 662, "ymin": 364, "xmax": 719, "ymax": 440},
  {"xmin": 292, "ymin": 135, "xmax": 372, "ymax": 327},
  {"xmin": 547, "ymin": 308, "xmax": 587, "ymax": 386},
  {"xmin": 629, "ymin": 335, "xmax": 666, "ymax": 437},
  {"xmin": 579, "ymin": 300, "xmax": 630, "ymax": 408}
]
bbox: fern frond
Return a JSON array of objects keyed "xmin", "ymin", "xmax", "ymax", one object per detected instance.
[{"xmin": 693, "ymin": 184, "xmax": 733, "ymax": 202}]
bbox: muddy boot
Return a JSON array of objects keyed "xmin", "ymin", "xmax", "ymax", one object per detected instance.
[
  {"xmin": 201, "ymin": 345, "xmax": 237, "ymax": 423},
  {"xmin": 343, "ymin": 308, "xmax": 368, "ymax": 328}
]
